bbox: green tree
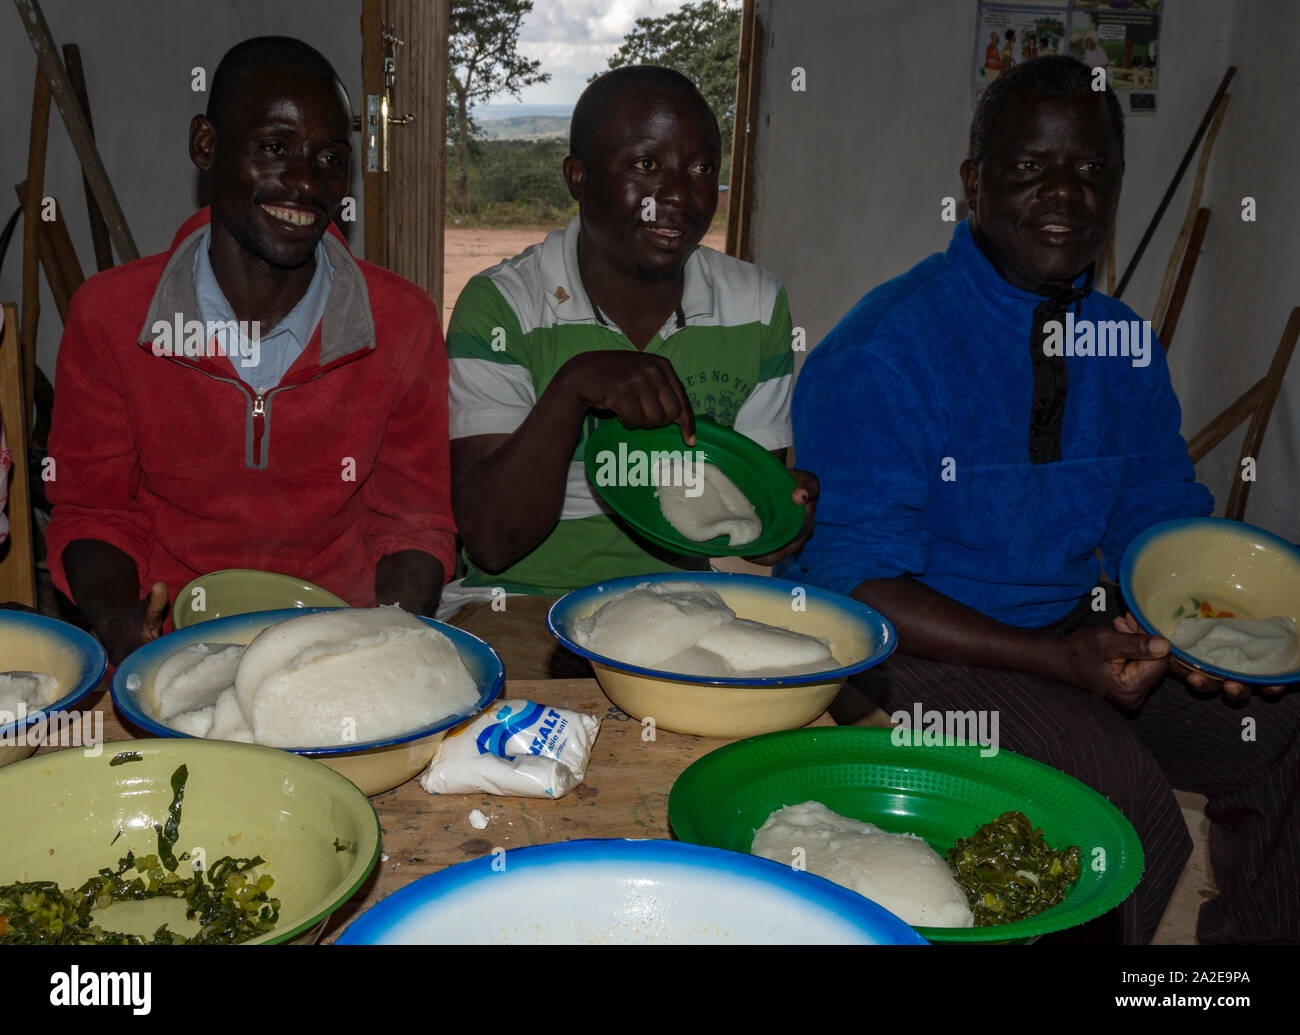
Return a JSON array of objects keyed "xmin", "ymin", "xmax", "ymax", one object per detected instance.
[
  {"xmin": 448, "ymin": 0, "xmax": 551, "ymax": 209},
  {"xmin": 602, "ymin": 0, "xmax": 742, "ymax": 182}
]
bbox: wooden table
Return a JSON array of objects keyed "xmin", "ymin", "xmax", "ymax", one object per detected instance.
[{"xmin": 54, "ymin": 679, "xmax": 833, "ymax": 942}]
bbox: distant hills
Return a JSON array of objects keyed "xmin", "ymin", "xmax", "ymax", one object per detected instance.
[{"xmin": 480, "ymin": 115, "xmax": 570, "ymax": 141}]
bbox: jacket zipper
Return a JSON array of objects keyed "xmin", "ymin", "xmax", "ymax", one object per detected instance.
[
  {"xmin": 146, "ymin": 348, "xmax": 364, "ymax": 469},
  {"xmin": 252, "ymin": 393, "xmax": 266, "ymax": 467}
]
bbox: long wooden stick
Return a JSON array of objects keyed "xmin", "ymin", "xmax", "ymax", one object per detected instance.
[
  {"xmin": 13, "ymin": 0, "xmax": 138, "ymax": 262},
  {"xmin": 19, "ymin": 64, "xmax": 50, "ymax": 435},
  {"xmin": 1187, "ymin": 377, "xmax": 1263, "ymax": 464},
  {"xmin": 1153, "ymin": 94, "xmax": 1229, "ymax": 329},
  {"xmin": 1115, "ymin": 66, "xmax": 1235, "ymax": 300},
  {"xmin": 63, "ymin": 42, "xmax": 114, "ymax": 272},
  {"xmin": 1225, "ymin": 307, "xmax": 1300, "ymax": 522},
  {"xmin": 0, "ymin": 303, "xmax": 37, "ymax": 608},
  {"xmin": 1157, "ymin": 207, "xmax": 1209, "ymax": 351},
  {"xmin": 16, "ymin": 182, "xmax": 85, "ymax": 321},
  {"xmin": 726, "ymin": 0, "xmax": 756, "ymax": 259}
]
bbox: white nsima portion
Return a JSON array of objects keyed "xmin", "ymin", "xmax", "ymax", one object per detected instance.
[
  {"xmin": 169, "ymin": 705, "xmax": 215, "ymax": 738},
  {"xmin": 694, "ymin": 618, "xmax": 833, "ymax": 673},
  {"xmin": 0, "ymin": 671, "xmax": 59, "ymax": 714},
  {"xmin": 573, "ymin": 583, "xmax": 836, "ymax": 677},
  {"xmin": 152, "ymin": 642, "xmax": 243, "ymax": 719},
  {"xmin": 236, "ymin": 607, "xmax": 479, "ymax": 748},
  {"xmin": 750, "ymin": 801, "xmax": 974, "ymax": 929},
  {"xmin": 1171, "ymin": 615, "xmax": 1298, "ymax": 675},
  {"xmin": 656, "ymin": 460, "xmax": 761, "ymax": 546},
  {"xmin": 573, "ymin": 583, "xmax": 735, "ymax": 668},
  {"xmin": 207, "ymin": 687, "xmax": 254, "ymax": 743}
]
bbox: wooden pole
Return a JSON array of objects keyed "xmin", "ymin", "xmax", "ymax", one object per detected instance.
[
  {"xmin": 726, "ymin": 0, "xmax": 756, "ymax": 259},
  {"xmin": 1187, "ymin": 377, "xmax": 1263, "ymax": 465},
  {"xmin": 1115, "ymin": 66, "xmax": 1235, "ymax": 300},
  {"xmin": 1156, "ymin": 207, "xmax": 1209, "ymax": 350},
  {"xmin": 1224, "ymin": 307, "xmax": 1300, "ymax": 522},
  {"xmin": 15, "ymin": 183, "xmax": 84, "ymax": 322},
  {"xmin": 19, "ymin": 64, "xmax": 50, "ymax": 436},
  {"xmin": 12, "ymin": 0, "xmax": 139, "ymax": 262},
  {"xmin": 0, "ymin": 302, "xmax": 38, "ymax": 608},
  {"xmin": 1152, "ymin": 94, "xmax": 1229, "ymax": 329},
  {"xmin": 63, "ymin": 42, "xmax": 114, "ymax": 273}
]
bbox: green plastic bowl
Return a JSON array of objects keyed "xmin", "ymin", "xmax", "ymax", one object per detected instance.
[
  {"xmin": 584, "ymin": 417, "xmax": 803, "ymax": 557},
  {"xmin": 668, "ymin": 727, "xmax": 1144, "ymax": 943},
  {"xmin": 172, "ymin": 569, "xmax": 348, "ymax": 629},
  {"xmin": 0, "ymin": 738, "xmax": 380, "ymax": 944}
]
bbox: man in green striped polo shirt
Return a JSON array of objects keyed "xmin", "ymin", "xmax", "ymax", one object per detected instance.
[{"xmin": 442, "ymin": 66, "xmax": 815, "ymax": 676}]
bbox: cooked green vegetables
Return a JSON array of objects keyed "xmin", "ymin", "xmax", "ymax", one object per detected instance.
[
  {"xmin": 947, "ymin": 810, "xmax": 1080, "ymax": 926},
  {"xmin": 0, "ymin": 764, "xmax": 279, "ymax": 945}
]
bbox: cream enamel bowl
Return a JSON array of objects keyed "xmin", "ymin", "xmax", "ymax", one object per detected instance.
[
  {"xmin": 1120, "ymin": 517, "xmax": 1300, "ymax": 684},
  {"xmin": 0, "ymin": 611, "xmax": 106, "ymax": 769},
  {"xmin": 547, "ymin": 573, "xmax": 896, "ymax": 738},
  {"xmin": 111, "ymin": 607, "xmax": 504, "ymax": 795}
]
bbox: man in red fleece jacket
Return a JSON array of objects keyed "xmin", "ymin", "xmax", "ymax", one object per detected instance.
[{"xmin": 45, "ymin": 37, "xmax": 454, "ymax": 663}]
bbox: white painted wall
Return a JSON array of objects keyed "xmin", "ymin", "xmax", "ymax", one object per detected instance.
[
  {"xmin": 0, "ymin": 0, "xmax": 363, "ymax": 386},
  {"xmin": 748, "ymin": 0, "xmax": 1296, "ymax": 539}
]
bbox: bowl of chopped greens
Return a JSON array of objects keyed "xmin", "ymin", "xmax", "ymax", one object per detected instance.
[
  {"xmin": 0, "ymin": 738, "xmax": 380, "ymax": 944},
  {"xmin": 669, "ymin": 726, "xmax": 1144, "ymax": 943}
]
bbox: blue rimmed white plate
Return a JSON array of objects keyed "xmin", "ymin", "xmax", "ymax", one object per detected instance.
[{"xmin": 336, "ymin": 838, "xmax": 928, "ymax": 945}]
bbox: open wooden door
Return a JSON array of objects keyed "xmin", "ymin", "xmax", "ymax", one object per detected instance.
[{"xmin": 360, "ymin": 0, "xmax": 448, "ymax": 312}]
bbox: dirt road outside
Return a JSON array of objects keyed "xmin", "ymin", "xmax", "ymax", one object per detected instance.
[{"xmin": 442, "ymin": 223, "xmax": 728, "ymax": 327}]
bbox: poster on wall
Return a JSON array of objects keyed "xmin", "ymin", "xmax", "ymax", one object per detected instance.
[{"xmin": 972, "ymin": 0, "xmax": 1163, "ymax": 114}]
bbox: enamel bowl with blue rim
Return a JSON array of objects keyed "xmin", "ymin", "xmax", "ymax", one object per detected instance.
[
  {"xmin": 1120, "ymin": 517, "xmax": 1300, "ymax": 685},
  {"xmin": 112, "ymin": 607, "xmax": 503, "ymax": 794},
  {"xmin": 548, "ymin": 572, "xmax": 896, "ymax": 738},
  {"xmin": 0, "ymin": 611, "xmax": 107, "ymax": 768},
  {"xmin": 337, "ymin": 838, "xmax": 928, "ymax": 945}
]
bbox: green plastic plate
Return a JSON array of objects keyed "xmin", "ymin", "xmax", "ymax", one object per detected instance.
[
  {"xmin": 668, "ymin": 726, "xmax": 1144, "ymax": 943},
  {"xmin": 583, "ymin": 417, "xmax": 803, "ymax": 557}
]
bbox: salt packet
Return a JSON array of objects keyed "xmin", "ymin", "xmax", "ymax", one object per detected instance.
[{"xmin": 419, "ymin": 699, "xmax": 600, "ymax": 798}]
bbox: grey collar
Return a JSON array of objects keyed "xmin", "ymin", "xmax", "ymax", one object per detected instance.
[{"xmin": 138, "ymin": 222, "xmax": 376, "ymax": 366}]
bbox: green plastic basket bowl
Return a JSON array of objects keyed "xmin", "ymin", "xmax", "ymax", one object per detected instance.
[
  {"xmin": 668, "ymin": 727, "xmax": 1144, "ymax": 943},
  {"xmin": 584, "ymin": 417, "xmax": 803, "ymax": 557}
]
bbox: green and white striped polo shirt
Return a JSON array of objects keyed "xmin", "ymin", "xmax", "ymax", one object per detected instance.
[{"xmin": 445, "ymin": 216, "xmax": 794, "ymax": 598}]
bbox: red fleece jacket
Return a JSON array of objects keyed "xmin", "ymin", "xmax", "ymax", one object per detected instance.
[{"xmin": 46, "ymin": 209, "xmax": 455, "ymax": 612}]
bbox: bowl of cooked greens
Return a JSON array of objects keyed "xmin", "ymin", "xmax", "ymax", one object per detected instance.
[
  {"xmin": 0, "ymin": 738, "xmax": 380, "ymax": 944},
  {"xmin": 668, "ymin": 727, "xmax": 1143, "ymax": 943}
]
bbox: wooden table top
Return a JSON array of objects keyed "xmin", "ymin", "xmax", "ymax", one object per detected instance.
[{"xmin": 58, "ymin": 679, "xmax": 833, "ymax": 942}]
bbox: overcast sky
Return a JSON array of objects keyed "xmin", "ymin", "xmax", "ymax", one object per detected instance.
[{"xmin": 484, "ymin": 0, "xmax": 695, "ymax": 107}]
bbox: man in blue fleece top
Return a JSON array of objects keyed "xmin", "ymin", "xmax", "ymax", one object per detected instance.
[{"xmin": 786, "ymin": 57, "xmax": 1299, "ymax": 944}]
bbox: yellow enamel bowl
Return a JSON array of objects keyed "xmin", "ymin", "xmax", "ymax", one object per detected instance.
[
  {"xmin": 1120, "ymin": 517, "xmax": 1300, "ymax": 684},
  {"xmin": 0, "ymin": 737, "xmax": 379, "ymax": 944},
  {"xmin": 0, "ymin": 611, "xmax": 107, "ymax": 769},
  {"xmin": 112, "ymin": 608, "xmax": 504, "ymax": 795},
  {"xmin": 548, "ymin": 573, "xmax": 896, "ymax": 738},
  {"xmin": 171, "ymin": 569, "xmax": 347, "ymax": 629}
]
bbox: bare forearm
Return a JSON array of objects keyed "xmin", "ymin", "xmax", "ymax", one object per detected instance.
[
  {"xmin": 453, "ymin": 375, "xmax": 588, "ymax": 572},
  {"xmin": 851, "ymin": 576, "xmax": 1068, "ymax": 681},
  {"xmin": 375, "ymin": 549, "xmax": 445, "ymax": 617},
  {"xmin": 63, "ymin": 539, "xmax": 142, "ymax": 629}
]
